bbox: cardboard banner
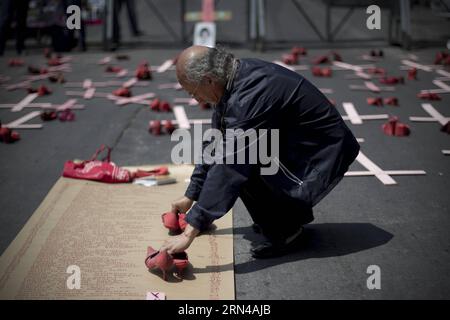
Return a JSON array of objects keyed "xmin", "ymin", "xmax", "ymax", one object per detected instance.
[{"xmin": 0, "ymin": 165, "xmax": 234, "ymax": 300}]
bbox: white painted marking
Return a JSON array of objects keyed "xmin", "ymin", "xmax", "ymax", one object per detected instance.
[
  {"xmin": 84, "ymin": 87, "xmax": 95, "ymax": 99},
  {"xmin": 401, "ymin": 60, "xmax": 433, "ymax": 72},
  {"xmin": 342, "ymin": 102, "xmax": 363, "ymax": 124},
  {"xmin": 5, "ymin": 111, "xmax": 42, "ymax": 128},
  {"xmin": 173, "ymin": 106, "xmax": 190, "ymax": 129},
  {"xmin": 12, "ymin": 93, "xmax": 38, "ymax": 112},
  {"xmin": 123, "ymin": 77, "xmax": 137, "ymax": 88},
  {"xmin": 421, "ymin": 103, "xmax": 448, "ymax": 126},
  {"xmin": 157, "ymin": 60, "xmax": 174, "ymax": 73}
]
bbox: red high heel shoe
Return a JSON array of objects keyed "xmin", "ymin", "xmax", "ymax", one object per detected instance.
[
  {"xmin": 161, "ymin": 212, "xmax": 187, "ymax": 233},
  {"xmin": 145, "ymin": 246, "xmax": 189, "ymax": 280},
  {"xmin": 145, "ymin": 246, "xmax": 173, "ymax": 281}
]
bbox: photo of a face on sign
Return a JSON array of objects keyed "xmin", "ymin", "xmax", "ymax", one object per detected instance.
[{"xmin": 193, "ymin": 22, "xmax": 216, "ymax": 48}]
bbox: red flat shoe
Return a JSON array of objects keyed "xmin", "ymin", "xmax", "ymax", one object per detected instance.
[{"xmin": 145, "ymin": 246, "xmax": 173, "ymax": 281}]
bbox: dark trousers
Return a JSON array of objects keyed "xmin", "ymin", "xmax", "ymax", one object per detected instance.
[
  {"xmin": 0, "ymin": 0, "xmax": 30, "ymax": 55},
  {"xmin": 112, "ymin": 0, "xmax": 140, "ymax": 43},
  {"xmin": 239, "ymin": 170, "xmax": 314, "ymax": 243}
]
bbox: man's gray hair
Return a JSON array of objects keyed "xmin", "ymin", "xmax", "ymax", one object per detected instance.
[{"xmin": 184, "ymin": 47, "xmax": 235, "ymax": 85}]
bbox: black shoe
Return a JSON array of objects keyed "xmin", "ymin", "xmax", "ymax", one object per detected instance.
[{"xmin": 250, "ymin": 227, "xmax": 304, "ymax": 259}]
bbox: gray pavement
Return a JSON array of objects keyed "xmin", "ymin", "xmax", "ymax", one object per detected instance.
[{"xmin": 1, "ymin": 45, "xmax": 450, "ymax": 299}]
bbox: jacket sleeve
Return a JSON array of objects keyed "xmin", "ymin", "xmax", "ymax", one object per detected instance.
[
  {"xmin": 185, "ymin": 126, "xmax": 257, "ymax": 231},
  {"xmin": 185, "ymin": 163, "xmax": 254, "ymax": 231}
]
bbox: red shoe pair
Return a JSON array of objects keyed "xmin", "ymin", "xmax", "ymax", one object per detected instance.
[
  {"xmin": 28, "ymin": 85, "xmax": 51, "ymax": 96},
  {"xmin": 367, "ymin": 97, "xmax": 398, "ymax": 106},
  {"xmin": 59, "ymin": 109, "xmax": 76, "ymax": 122},
  {"xmin": 136, "ymin": 61, "xmax": 152, "ymax": 80},
  {"xmin": 417, "ymin": 92, "xmax": 441, "ymax": 101},
  {"xmin": 40, "ymin": 110, "xmax": 58, "ymax": 121},
  {"xmin": 282, "ymin": 53, "xmax": 299, "ymax": 65},
  {"xmin": 0, "ymin": 126, "xmax": 20, "ymax": 143},
  {"xmin": 150, "ymin": 99, "xmax": 172, "ymax": 112},
  {"xmin": 145, "ymin": 246, "xmax": 189, "ymax": 281},
  {"xmin": 113, "ymin": 87, "xmax": 131, "ymax": 97},
  {"xmin": 311, "ymin": 66, "xmax": 332, "ymax": 77},
  {"xmin": 162, "ymin": 212, "xmax": 187, "ymax": 233},
  {"xmin": 8, "ymin": 58, "xmax": 24, "ymax": 67},
  {"xmin": 382, "ymin": 117, "xmax": 410, "ymax": 137},
  {"xmin": 379, "ymin": 76, "xmax": 404, "ymax": 85},
  {"xmin": 105, "ymin": 65, "xmax": 123, "ymax": 73},
  {"xmin": 148, "ymin": 120, "xmax": 175, "ymax": 135}
]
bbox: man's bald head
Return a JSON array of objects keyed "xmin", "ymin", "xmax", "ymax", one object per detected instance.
[
  {"xmin": 176, "ymin": 45, "xmax": 210, "ymax": 84},
  {"xmin": 175, "ymin": 46, "xmax": 235, "ymax": 104}
]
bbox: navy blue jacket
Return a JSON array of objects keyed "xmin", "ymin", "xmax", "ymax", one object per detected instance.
[{"xmin": 185, "ymin": 58, "xmax": 360, "ymax": 231}]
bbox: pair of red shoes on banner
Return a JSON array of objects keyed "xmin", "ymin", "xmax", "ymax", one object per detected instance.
[
  {"xmin": 145, "ymin": 212, "xmax": 189, "ymax": 281},
  {"xmin": 0, "ymin": 122, "xmax": 20, "ymax": 143}
]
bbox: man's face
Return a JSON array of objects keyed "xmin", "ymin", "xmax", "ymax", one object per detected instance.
[{"xmin": 181, "ymin": 78, "xmax": 222, "ymax": 105}]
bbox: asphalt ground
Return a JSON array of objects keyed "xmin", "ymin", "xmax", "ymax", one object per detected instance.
[{"xmin": 0, "ymin": 45, "xmax": 449, "ymax": 299}]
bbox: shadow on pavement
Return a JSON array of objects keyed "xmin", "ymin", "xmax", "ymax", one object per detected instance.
[{"xmin": 226, "ymin": 223, "xmax": 394, "ymax": 274}]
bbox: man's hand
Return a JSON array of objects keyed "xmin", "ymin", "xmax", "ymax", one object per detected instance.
[
  {"xmin": 171, "ymin": 196, "xmax": 194, "ymax": 214},
  {"xmin": 160, "ymin": 224, "xmax": 200, "ymax": 254}
]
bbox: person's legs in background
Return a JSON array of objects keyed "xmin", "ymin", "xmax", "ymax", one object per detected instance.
[
  {"xmin": 0, "ymin": 0, "xmax": 13, "ymax": 56},
  {"xmin": 15, "ymin": 0, "xmax": 30, "ymax": 55},
  {"xmin": 124, "ymin": 0, "xmax": 142, "ymax": 36},
  {"xmin": 112, "ymin": 0, "xmax": 123, "ymax": 47}
]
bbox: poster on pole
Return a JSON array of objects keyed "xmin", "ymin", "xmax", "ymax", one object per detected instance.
[{"xmin": 193, "ymin": 22, "xmax": 216, "ymax": 48}]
